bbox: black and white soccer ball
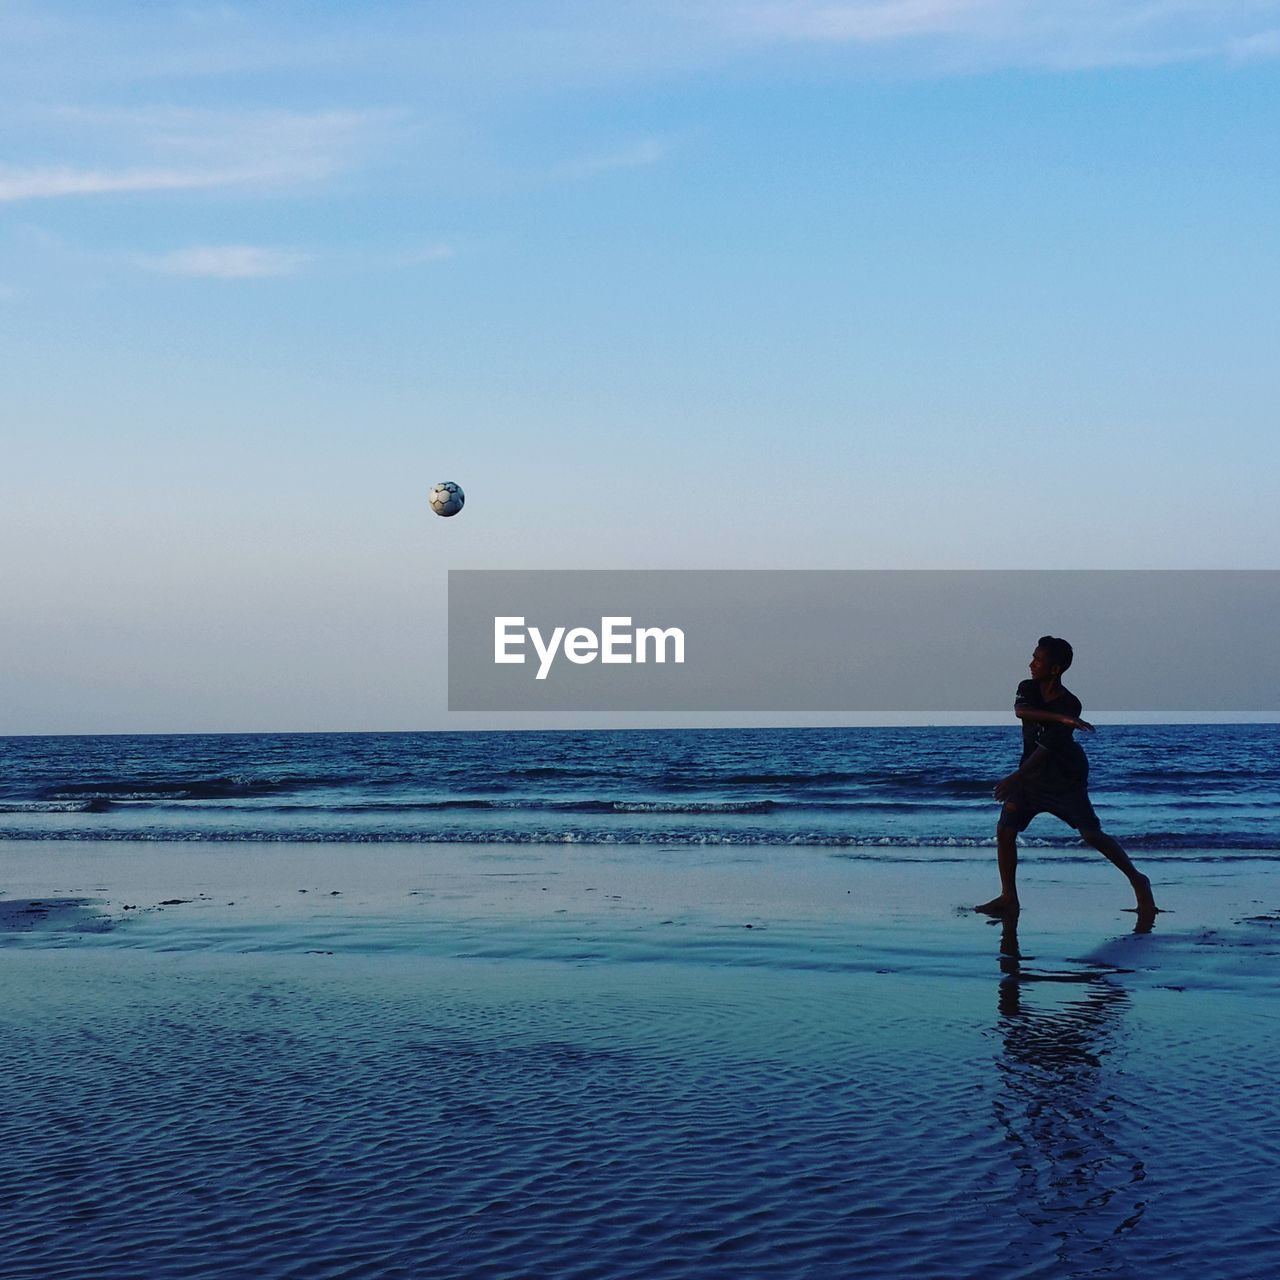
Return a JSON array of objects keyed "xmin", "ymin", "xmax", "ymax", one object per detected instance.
[{"xmin": 429, "ymin": 481, "xmax": 465, "ymax": 517}]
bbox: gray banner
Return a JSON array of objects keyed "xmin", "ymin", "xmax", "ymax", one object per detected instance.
[{"xmin": 447, "ymin": 570, "xmax": 1279, "ymax": 712}]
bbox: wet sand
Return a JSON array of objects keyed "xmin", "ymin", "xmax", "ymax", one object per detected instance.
[{"xmin": 2, "ymin": 840, "xmax": 1278, "ymax": 1279}]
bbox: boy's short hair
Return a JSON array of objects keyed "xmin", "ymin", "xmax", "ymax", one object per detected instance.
[{"xmin": 1037, "ymin": 635, "xmax": 1074, "ymax": 673}]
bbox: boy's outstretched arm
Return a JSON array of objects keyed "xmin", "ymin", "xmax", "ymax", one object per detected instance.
[
  {"xmin": 994, "ymin": 746, "xmax": 1050, "ymax": 801},
  {"xmin": 1015, "ymin": 707, "xmax": 1095, "ymax": 732}
]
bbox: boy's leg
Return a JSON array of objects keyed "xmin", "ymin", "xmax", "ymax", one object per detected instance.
[
  {"xmin": 1078, "ymin": 826, "xmax": 1158, "ymax": 914},
  {"xmin": 976, "ymin": 806, "xmax": 1021, "ymax": 914}
]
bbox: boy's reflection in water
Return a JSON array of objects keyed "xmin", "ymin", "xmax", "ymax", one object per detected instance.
[{"xmin": 991, "ymin": 915, "xmax": 1152, "ymax": 1272}]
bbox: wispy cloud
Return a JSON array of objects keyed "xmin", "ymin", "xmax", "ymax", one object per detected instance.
[
  {"xmin": 551, "ymin": 138, "xmax": 668, "ymax": 182},
  {"xmin": 736, "ymin": 0, "xmax": 996, "ymax": 43},
  {"xmin": 51, "ymin": 104, "xmax": 395, "ymax": 162},
  {"xmin": 4, "ymin": 5, "xmax": 1280, "ymax": 125},
  {"xmin": 712, "ymin": 0, "xmax": 1280, "ymax": 66},
  {"xmin": 394, "ymin": 243, "xmax": 457, "ymax": 265},
  {"xmin": 1231, "ymin": 26, "xmax": 1280, "ymax": 59},
  {"xmin": 139, "ymin": 245, "xmax": 308, "ymax": 279},
  {"xmin": 2, "ymin": 106, "xmax": 402, "ymax": 204},
  {"xmin": 0, "ymin": 165, "xmax": 276, "ymax": 203}
]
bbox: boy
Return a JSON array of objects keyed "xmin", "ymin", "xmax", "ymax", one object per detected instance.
[{"xmin": 975, "ymin": 636, "xmax": 1157, "ymax": 919}]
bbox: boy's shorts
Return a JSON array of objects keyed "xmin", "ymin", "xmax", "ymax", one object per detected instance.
[{"xmin": 997, "ymin": 783, "xmax": 1099, "ymax": 834}]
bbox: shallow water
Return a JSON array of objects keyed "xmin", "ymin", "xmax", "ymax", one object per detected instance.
[
  {"xmin": 2, "ymin": 947, "xmax": 1275, "ymax": 1280},
  {"xmin": 2, "ymin": 836, "xmax": 1277, "ymax": 1279}
]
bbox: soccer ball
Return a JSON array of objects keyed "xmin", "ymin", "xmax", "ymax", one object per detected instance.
[{"xmin": 429, "ymin": 481, "xmax": 465, "ymax": 517}]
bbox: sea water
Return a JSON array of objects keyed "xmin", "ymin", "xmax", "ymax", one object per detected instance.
[{"xmin": 2, "ymin": 724, "xmax": 1277, "ymax": 858}]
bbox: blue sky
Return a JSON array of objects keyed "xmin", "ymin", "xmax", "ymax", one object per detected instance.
[{"xmin": 3, "ymin": 1, "xmax": 1279, "ymax": 732}]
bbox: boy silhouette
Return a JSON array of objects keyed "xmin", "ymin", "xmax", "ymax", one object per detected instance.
[{"xmin": 976, "ymin": 636, "xmax": 1157, "ymax": 920}]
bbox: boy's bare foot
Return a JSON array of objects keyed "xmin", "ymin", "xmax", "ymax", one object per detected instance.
[
  {"xmin": 1132, "ymin": 906, "xmax": 1157, "ymax": 933},
  {"xmin": 974, "ymin": 895, "xmax": 1019, "ymax": 916},
  {"xmin": 1131, "ymin": 873, "xmax": 1158, "ymax": 915}
]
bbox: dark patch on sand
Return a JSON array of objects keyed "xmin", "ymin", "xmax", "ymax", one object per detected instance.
[{"xmin": 0, "ymin": 897, "xmax": 112, "ymax": 936}]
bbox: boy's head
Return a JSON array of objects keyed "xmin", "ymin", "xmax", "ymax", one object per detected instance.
[{"xmin": 1032, "ymin": 635, "xmax": 1073, "ymax": 680}]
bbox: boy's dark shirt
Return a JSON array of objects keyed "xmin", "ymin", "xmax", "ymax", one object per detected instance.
[{"xmin": 1015, "ymin": 679, "xmax": 1089, "ymax": 791}]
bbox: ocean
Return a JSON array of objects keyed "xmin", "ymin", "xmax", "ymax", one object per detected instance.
[
  {"xmin": 2, "ymin": 723, "xmax": 1278, "ymax": 857},
  {"xmin": 3, "ymin": 724, "xmax": 1279, "ymax": 1279}
]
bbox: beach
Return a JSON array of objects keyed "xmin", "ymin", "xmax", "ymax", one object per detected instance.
[
  {"xmin": 10, "ymin": 4, "xmax": 1279, "ymax": 1273},
  {"xmin": 3, "ymin": 833, "xmax": 1278, "ymax": 1280}
]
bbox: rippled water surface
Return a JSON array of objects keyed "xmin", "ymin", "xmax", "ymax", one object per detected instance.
[
  {"xmin": 2, "ymin": 946, "xmax": 1276, "ymax": 1280},
  {"xmin": 3, "ymin": 724, "xmax": 1279, "ymax": 853},
  {"xmin": 3, "ymin": 725, "xmax": 1277, "ymax": 1278}
]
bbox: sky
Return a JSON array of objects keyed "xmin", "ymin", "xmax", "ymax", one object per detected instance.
[{"xmin": 2, "ymin": 1, "xmax": 1279, "ymax": 733}]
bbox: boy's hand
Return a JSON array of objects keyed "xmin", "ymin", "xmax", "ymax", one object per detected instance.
[
  {"xmin": 1074, "ymin": 718, "xmax": 1096, "ymax": 733},
  {"xmin": 993, "ymin": 773, "xmax": 1020, "ymax": 802}
]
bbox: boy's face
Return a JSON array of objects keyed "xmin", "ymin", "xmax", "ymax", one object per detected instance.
[{"xmin": 1029, "ymin": 646, "xmax": 1059, "ymax": 682}]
